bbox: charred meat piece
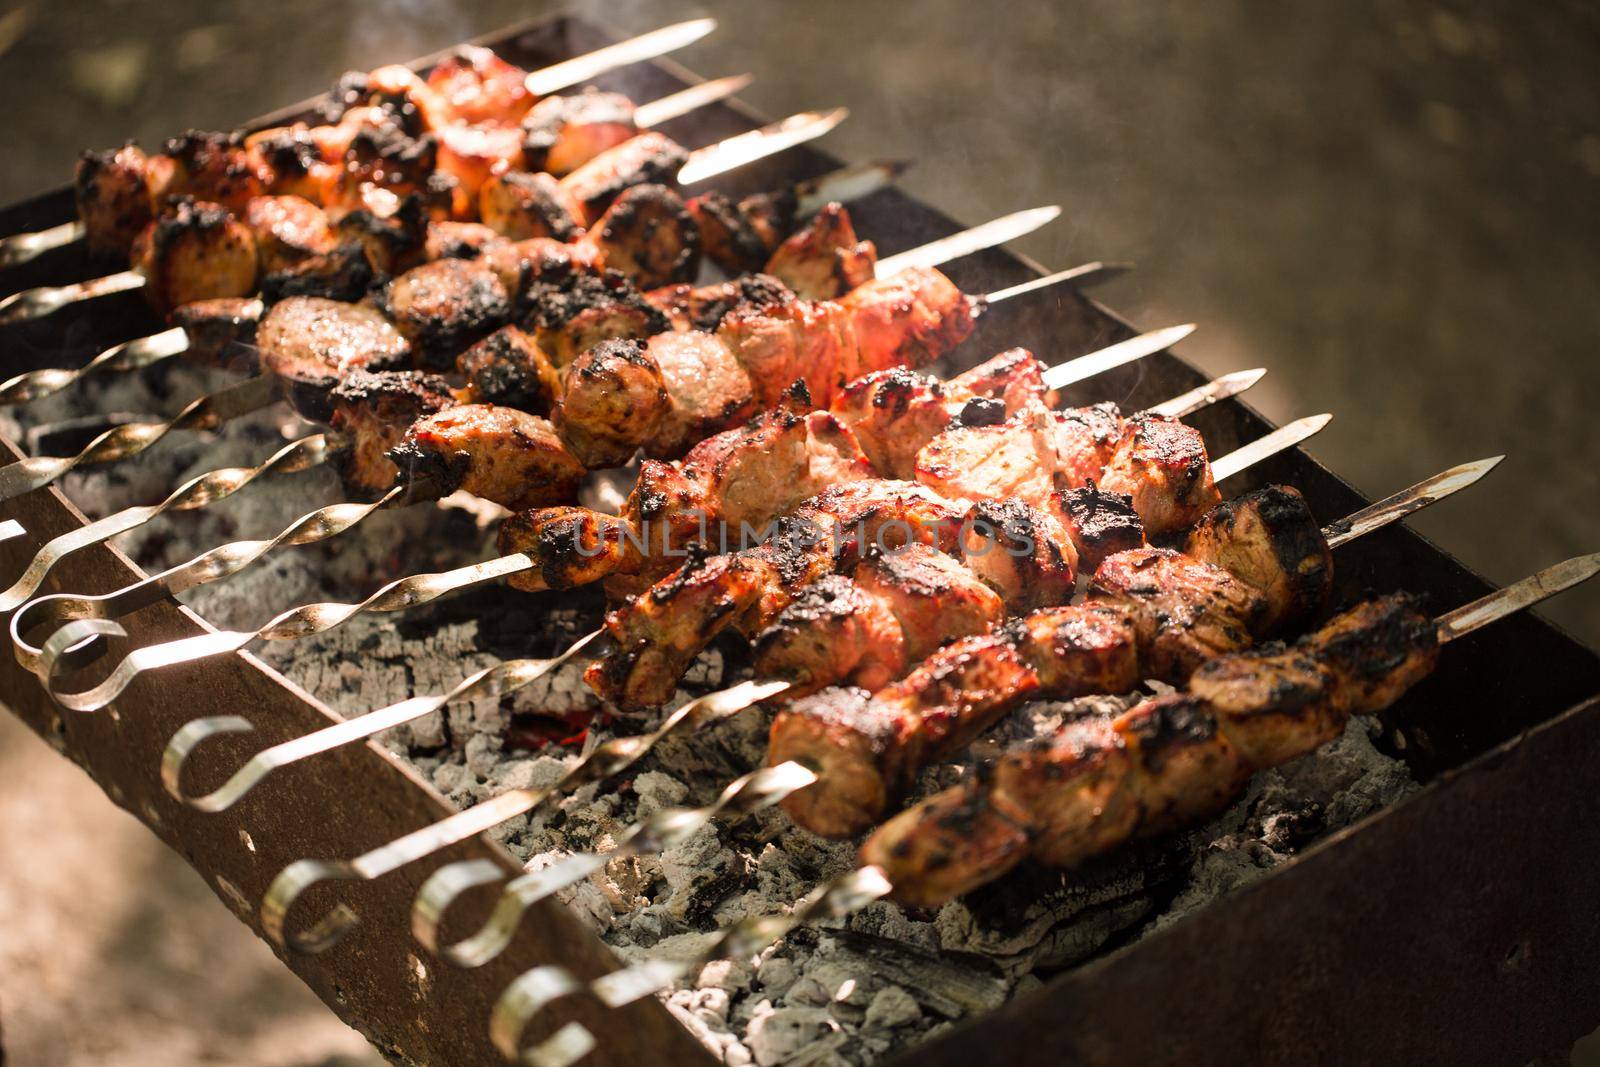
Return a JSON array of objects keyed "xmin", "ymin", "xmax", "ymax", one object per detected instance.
[
  {"xmin": 245, "ymin": 125, "xmax": 339, "ymax": 207},
  {"xmin": 498, "ymin": 506, "xmax": 645, "ymax": 594},
  {"xmin": 75, "ymin": 143, "xmax": 153, "ymax": 258},
  {"xmin": 1053, "ymin": 484, "xmax": 1145, "ymax": 572},
  {"xmin": 258, "ymin": 242, "xmax": 376, "ymax": 304},
  {"xmin": 755, "ymin": 544, "xmax": 1005, "ymax": 700},
  {"xmin": 559, "ymin": 131, "xmax": 690, "ymax": 225},
  {"xmin": 131, "ymin": 198, "xmax": 259, "ymax": 314},
  {"xmin": 687, "ymin": 187, "xmax": 797, "ymax": 275},
  {"xmin": 146, "ymin": 130, "xmax": 271, "ymax": 214},
  {"xmin": 333, "ymin": 201, "xmax": 429, "ymax": 277},
  {"xmin": 1090, "ymin": 547, "xmax": 1268, "ymax": 684},
  {"xmin": 859, "ymin": 776, "xmax": 1036, "ymax": 908},
  {"xmin": 1301, "ymin": 592, "xmax": 1438, "ymax": 714},
  {"xmin": 960, "ymin": 497, "xmax": 1078, "ymax": 611},
  {"xmin": 456, "ymin": 324, "xmax": 561, "ymax": 415},
  {"xmin": 646, "ymin": 273, "xmax": 793, "ymax": 333},
  {"xmin": 478, "ymin": 170, "xmax": 583, "ymax": 241},
  {"xmin": 587, "ymin": 184, "xmax": 701, "ymax": 290},
  {"xmin": 243, "ymin": 195, "xmax": 338, "ymax": 273},
  {"xmin": 167, "ymin": 297, "xmax": 263, "ymax": 371},
  {"xmin": 553, "ymin": 337, "xmax": 670, "ymax": 469},
  {"xmin": 379, "ymin": 257, "xmax": 510, "ymax": 369},
  {"xmin": 521, "ymin": 87, "xmax": 637, "ymax": 176},
  {"xmin": 424, "ymin": 45, "xmax": 533, "ymax": 126},
  {"xmin": 1187, "ymin": 645, "xmax": 1344, "ymax": 769},
  {"xmin": 326, "ymin": 370, "xmax": 455, "ymax": 497},
  {"xmin": 392, "ymin": 403, "xmax": 583, "ymax": 510},
  {"xmin": 769, "ymin": 687, "xmax": 911, "ymax": 841},
  {"xmin": 763, "ymin": 202, "xmax": 877, "ymax": 301},
  {"xmin": 424, "ymin": 220, "xmax": 507, "ymax": 262},
  {"xmin": 644, "ymin": 329, "xmax": 760, "ymax": 459},
  {"xmin": 1097, "ymin": 413, "xmax": 1220, "ymax": 536},
  {"xmin": 1050, "ymin": 403, "xmax": 1125, "ymax": 488},
  {"xmin": 914, "ymin": 401, "xmax": 1061, "ymax": 509},
  {"xmin": 255, "ymin": 296, "xmax": 411, "ymax": 422},
  {"xmin": 522, "ymin": 269, "xmax": 668, "ymax": 368},
  {"xmin": 1184, "ymin": 485, "xmax": 1333, "ymax": 632}
]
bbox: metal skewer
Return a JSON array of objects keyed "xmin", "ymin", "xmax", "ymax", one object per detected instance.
[
  {"xmin": 235, "ymin": 417, "xmax": 1321, "ymax": 957},
  {"xmin": 29, "ymin": 326, "xmax": 1202, "ymax": 705},
  {"xmin": 486, "ymin": 548, "xmax": 1597, "ymax": 1067},
  {"xmin": 0, "ymin": 20, "xmax": 722, "ymax": 272}
]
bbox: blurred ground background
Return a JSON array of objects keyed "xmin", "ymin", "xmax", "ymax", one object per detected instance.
[{"xmin": 0, "ymin": 1, "xmax": 1596, "ymax": 1064}]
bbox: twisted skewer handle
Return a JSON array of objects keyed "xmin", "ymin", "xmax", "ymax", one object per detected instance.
[
  {"xmin": 0, "ymin": 219, "xmax": 86, "ymax": 269},
  {"xmin": 0, "ymin": 433, "xmax": 329, "ymax": 614},
  {"xmin": 0, "ymin": 327, "xmax": 191, "ymax": 407},
  {"xmin": 0, "ymin": 268, "xmax": 144, "ymax": 326},
  {"xmin": 414, "ymin": 761, "xmax": 817, "ymax": 968},
  {"xmin": 489, "ymin": 866, "xmax": 892, "ymax": 1065},
  {"xmin": 259, "ymin": 675, "xmax": 786, "ymax": 954},
  {"xmin": 0, "ymin": 372, "xmax": 278, "ymax": 502},
  {"xmin": 14, "ymin": 481, "xmax": 401, "ymax": 678}
]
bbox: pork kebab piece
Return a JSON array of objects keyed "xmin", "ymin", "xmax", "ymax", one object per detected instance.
[
  {"xmin": 482, "ymin": 556, "xmax": 1599, "ymax": 1064},
  {"xmin": 0, "ymin": 102, "xmax": 851, "ymax": 326},
  {"xmin": 770, "ymin": 458, "xmax": 1498, "ymax": 837},
  {"xmin": 16, "ymin": 23, "xmax": 721, "ymax": 262},
  {"xmin": 586, "ymin": 402, "xmax": 1318, "ymax": 712}
]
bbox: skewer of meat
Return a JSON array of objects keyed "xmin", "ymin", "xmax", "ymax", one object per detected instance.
[
  {"xmin": 0, "ymin": 199, "xmax": 1053, "ymax": 505},
  {"xmin": 483, "ymin": 554, "xmax": 1598, "ymax": 1067},
  {"xmin": 0, "ymin": 105, "xmax": 850, "ymax": 326},
  {"xmin": 0, "ymin": 158, "xmax": 904, "ymax": 408},
  {"xmin": 0, "ymin": 21, "xmax": 721, "ymax": 267},
  {"xmin": 21, "ymin": 323, "xmax": 1170, "ymax": 701},
  {"xmin": 769, "ymin": 458, "xmax": 1502, "ymax": 837},
  {"xmin": 134, "ymin": 425, "xmax": 1304, "ymax": 959}
]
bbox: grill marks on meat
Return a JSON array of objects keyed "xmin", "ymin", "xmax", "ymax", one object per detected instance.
[
  {"xmin": 390, "ymin": 403, "xmax": 584, "ymax": 510},
  {"xmin": 326, "ymin": 370, "xmax": 455, "ymax": 496},
  {"xmin": 861, "ymin": 595, "xmax": 1438, "ymax": 906},
  {"xmin": 478, "ymin": 170, "xmax": 584, "ymax": 241},
  {"xmin": 455, "ymin": 324, "xmax": 561, "ymax": 415},
  {"xmin": 587, "ymin": 481, "xmax": 967, "ymax": 710},
  {"xmin": 1056, "ymin": 485, "xmax": 1145, "ymax": 572},
  {"xmin": 523, "ymin": 269, "xmax": 669, "ymax": 369},
  {"xmin": 770, "ymin": 602, "xmax": 1140, "ymax": 837},
  {"xmin": 1099, "ymin": 414, "xmax": 1221, "ymax": 535},
  {"xmin": 686, "ymin": 187, "xmax": 797, "ymax": 275},
  {"xmin": 498, "ymin": 507, "xmax": 644, "ymax": 593},
  {"xmin": 647, "ymin": 273, "xmax": 794, "ymax": 334},
  {"xmin": 132, "ymin": 198, "xmax": 259, "ymax": 312},
  {"xmin": 255, "ymin": 296, "xmax": 411, "ymax": 422},
  {"xmin": 1090, "ymin": 547, "xmax": 1268, "ymax": 684},
  {"xmin": 378, "ymin": 257, "xmax": 510, "ymax": 368},
  {"xmin": 1184, "ymin": 485, "xmax": 1334, "ymax": 633}
]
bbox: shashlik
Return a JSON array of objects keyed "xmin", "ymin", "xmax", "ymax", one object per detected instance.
[{"xmin": 859, "ymin": 592, "xmax": 1440, "ymax": 907}]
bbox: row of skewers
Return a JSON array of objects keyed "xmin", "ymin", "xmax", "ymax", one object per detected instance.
[{"xmin": 2, "ymin": 21, "xmax": 1595, "ymax": 1067}]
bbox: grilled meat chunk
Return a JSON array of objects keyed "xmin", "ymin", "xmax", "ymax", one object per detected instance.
[
  {"xmin": 379, "ymin": 257, "xmax": 510, "ymax": 368},
  {"xmin": 914, "ymin": 401, "xmax": 1061, "ymax": 508},
  {"xmin": 478, "ymin": 170, "xmax": 584, "ymax": 241},
  {"xmin": 646, "ymin": 329, "xmax": 760, "ymax": 458},
  {"xmin": 523, "ymin": 269, "xmax": 668, "ymax": 368},
  {"xmin": 587, "ymin": 184, "xmax": 700, "ymax": 289},
  {"xmin": 1186, "ymin": 646, "xmax": 1344, "ymax": 768},
  {"xmin": 326, "ymin": 370, "xmax": 455, "ymax": 496},
  {"xmin": 499, "ymin": 506, "xmax": 645, "ymax": 594},
  {"xmin": 168, "ymin": 297, "xmax": 264, "ymax": 371},
  {"xmin": 1184, "ymin": 485, "xmax": 1334, "ymax": 632},
  {"xmin": 1050, "ymin": 403, "xmax": 1126, "ymax": 487},
  {"xmin": 763, "ymin": 202, "xmax": 877, "ymax": 300},
  {"xmin": 554, "ymin": 338, "xmax": 670, "ymax": 469},
  {"xmin": 131, "ymin": 199, "xmax": 259, "ymax": 314},
  {"xmin": 960, "ymin": 498, "xmax": 1078, "ymax": 611},
  {"xmin": 1090, "ymin": 547, "xmax": 1268, "ymax": 684},
  {"xmin": 756, "ymin": 544, "xmax": 1005, "ymax": 699},
  {"xmin": 646, "ymin": 274, "xmax": 794, "ymax": 333},
  {"xmin": 255, "ymin": 296, "xmax": 411, "ymax": 422},
  {"xmin": 1302, "ymin": 592, "xmax": 1438, "ymax": 713},
  {"xmin": 521, "ymin": 88, "xmax": 637, "ymax": 177},
  {"xmin": 687, "ymin": 187, "xmax": 796, "ymax": 275},
  {"xmin": 424, "ymin": 46, "xmax": 534, "ymax": 126},
  {"xmin": 859, "ymin": 776, "xmax": 1035, "ymax": 908},
  {"xmin": 243, "ymin": 195, "xmax": 338, "ymax": 273},
  {"xmin": 456, "ymin": 325, "xmax": 561, "ymax": 415},
  {"xmin": 560, "ymin": 131, "xmax": 689, "ymax": 225},
  {"xmin": 1097, "ymin": 413, "xmax": 1220, "ymax": 536},
  {"xmin": 423, "ymin": 220, "xmax": 507, "ymax": 261},
  {"xmin": 392, "ymin": 403, "xmax": 583, "ymax": 510},
  {"xmin": 1053, "ymin": 484, "xmax": 1145, "ymax": 572},
  {"xmin": 75, "ymin": 143, "xmax": 153, "ymax": 258},
  {"xmin": 146, "ymin": 130, "xmax": 271, "ymax": 215}
]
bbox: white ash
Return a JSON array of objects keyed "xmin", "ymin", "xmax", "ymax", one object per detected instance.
[{"xmin": 14, "ymin": 372, "xmax": 1419, "ymax": 1064}]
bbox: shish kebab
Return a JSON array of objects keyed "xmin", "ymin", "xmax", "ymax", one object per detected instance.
[
  {"xmin": 0, "ymin": 20, "xmax": 720, "ymax": 267},
  {"xmin": 0, "ymin": 97, "xmax": 851, "ymax": 327},
  {"xmin": 25, "ymin": 322, "xmax": 1179, "ymax": 696},
  {"xmin": 209, "ymin": 415, "xmax": 1313, "ymax": 957},
  {"xmin": 485, "ymin": 555, "xmax": 1599, "ymax": 1067},
  {"xmin": 409, "ymin": 459, "xmax": 1495, "ymax": 970},
  {"xmin": 0, "ymin": 197, "xmax": 957, "ymax": 613},
  {"xmin": 0, "ymin": 181, "xmax": 1058, "ymax": 504},
  {"xmin": 9, "ymin": 261, "xmax": 1111, "ymax": 661}
]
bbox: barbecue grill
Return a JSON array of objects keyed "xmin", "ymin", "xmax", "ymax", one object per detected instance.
[{"xmin": 2, "ymin": 13, "xmax": 1598, "ymax": 1066}]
